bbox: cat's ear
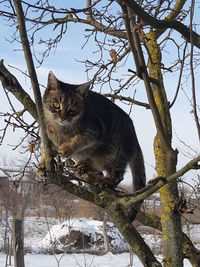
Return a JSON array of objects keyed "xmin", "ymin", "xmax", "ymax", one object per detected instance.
[
  {"xmin": 76, "ymin": 82, "xmax": 91, "ymax": 96},
  {"xmin": 47, "ymin": 71, "xmax": 59, "ymax": 91}
]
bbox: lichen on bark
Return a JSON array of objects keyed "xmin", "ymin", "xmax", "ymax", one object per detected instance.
[{"xmin": 146, "ymin": 30, "xmax": 183, "ymax": 267}]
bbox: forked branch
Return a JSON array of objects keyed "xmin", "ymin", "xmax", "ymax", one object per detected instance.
[
  {"xmin": 120, "ymin": 2, "xmax": 171, "ymax": 150},
  {"xmin": 122, "ymin": 0, "xmax": 200, "ymax": 49}
]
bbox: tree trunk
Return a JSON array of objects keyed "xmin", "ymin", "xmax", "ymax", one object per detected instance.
[
  {"xmin": 103, "ymin": 213, "xmax": 109, "ymax": 253},
  {"xmin": 146, "ymin": 30, "xmax": 183, "ymax": 267},
  {"xmin": 3, "ymin": 208, "xmax": 9, "ymax": 253},
  {"xmin": 106, "ymin": 201, "xmax": 161, "ymax": 267},
  {"xmin": 12, "ymin": 218, "xmax": 25, "ymax": 267}
]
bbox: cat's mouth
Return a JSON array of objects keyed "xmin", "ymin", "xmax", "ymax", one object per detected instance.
[
  {"xmin": 56, "ymin": 119, "xmax": 69, "ymax": 126},
  {"xmin": 56, "ymin": 113, "xmax": 82, "ymax": 126}
]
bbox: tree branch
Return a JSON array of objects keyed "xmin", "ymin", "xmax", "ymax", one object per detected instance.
[
  {"xmin": 154, "ymin": 0, "xmax": 187, "ymax": 39},
  {"xmin": 13, "ymin": 0, "xmax": 54, "ymax": 171},
  {"xmin": 120, "ymin": 2, "xmax": 171, "ymax": 150},
  {"xmin": 48, "ymin": 169, "xmax": 161, "ymax": 266},
  {"xmin": 189, "ymin": 0, "xmax": 200, "ymax": 142},
  {"xmin": 104, "ymin": 93, "xmax": 150, "ymax": 109},
  {"xmin": 124, "ymin": 154, "xmax": 200, "ymax": 206},
  {"xmin": 136, "ymin": 211, "xmax": 200, "ymax": 266},
  {"xmin": 122, "ymin": 0, "xmax": 200, "ymax": 49},
  {"xmin": 0, "ymin": 59, "xmax": 38, "ymax": 121}
]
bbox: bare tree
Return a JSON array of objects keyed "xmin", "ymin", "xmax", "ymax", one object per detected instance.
[{"xmin": 0, "ymin": 163, "xmax": 37, "ymax": 267}]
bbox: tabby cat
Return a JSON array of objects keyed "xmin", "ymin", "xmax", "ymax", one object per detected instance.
[{"xmin": 41, "ymin": 71, "xmax": 146, "ymax": 192}]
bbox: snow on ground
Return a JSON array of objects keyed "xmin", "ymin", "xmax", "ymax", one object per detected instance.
[
  {"xmin": 183, "ymin": 224, "xmax": 200, "ymax": 244},
  {"xmin": 0, "ymin": 217, "xmax": 129, "ymax": 254},
  {"xmin": 0, "ymin": 252, "xmax": 192, "ymax": 267},
  {"xmin": 0, "ymin": 216, "xmax": 197, "ymax": 266}
]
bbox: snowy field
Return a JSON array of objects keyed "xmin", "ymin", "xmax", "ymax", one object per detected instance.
[
  {"xmin": 0, "ymin": 252, "xmax": 192, "ymax": 267},
  {"xmin": 0, "ymin": 216, "xmax": 197, "ymax": 266}
]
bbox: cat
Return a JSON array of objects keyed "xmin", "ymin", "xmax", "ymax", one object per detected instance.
[{"xmin": 40, "ymin": 71, "xmax": 146, "ymax": 193}]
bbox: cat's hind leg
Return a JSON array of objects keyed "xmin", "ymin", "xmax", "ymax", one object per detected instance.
[{"xmin": 95, "ymin": 162, "xmax": 126, "ymax": 189}]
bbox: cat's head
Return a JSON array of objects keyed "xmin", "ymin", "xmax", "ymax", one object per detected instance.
[{"xmin": 43, "ymin": 71, "xmax": 91, "ymax": 126}]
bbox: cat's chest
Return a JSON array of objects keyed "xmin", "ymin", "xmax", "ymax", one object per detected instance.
[{"xmin": 46, "ymin": 121, "xmax": 74, "ymax": 148}]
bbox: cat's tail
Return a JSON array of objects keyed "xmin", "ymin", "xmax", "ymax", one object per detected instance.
[
  {"xmin": 128, "ymin": 147, "xmax": 146, "ymax": 222},
  {"xmin": 129, "ymin": 146, "xmax": 146, "ymax": 191}
]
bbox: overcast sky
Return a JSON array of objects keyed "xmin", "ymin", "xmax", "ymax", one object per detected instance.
[{"xmin": 0, "ymin": 2, "xmax": 199, "ymax": 186}]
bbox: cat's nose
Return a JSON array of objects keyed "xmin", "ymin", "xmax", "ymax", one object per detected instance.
[{"xmin": 59, "ymin": 115, "xmax": 66, "ymax": 122}]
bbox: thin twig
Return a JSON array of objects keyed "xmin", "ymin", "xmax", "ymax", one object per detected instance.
[{"xmin": 189, "ymin": 0, "xmax": 200, "ymax": 142}]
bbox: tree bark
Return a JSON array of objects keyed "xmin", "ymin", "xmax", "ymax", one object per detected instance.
[
  {"xmin": 122, "ymin": 0, "xmax": 200, "ymax": 49},
  {"xmin": 103, "ymin": 213, "xmax": 109, "ymax": 253},
  {"xmin": 146, "ymin": 30, "xmax": 183, "ymax": 267},
  {"xmin": 105, "ymin": 201, "xmax": 161, "ymax": 267},
  {"xmin": 12, "ymin": 218, "xmax": 25, "ymax": 267},
  {"xmin": 13, "ymin": 0, "xmax": 54, "ymax": 172},
  {"xmin": 136, "ymin": 211, "xmax": 200, "ymax": 267}
]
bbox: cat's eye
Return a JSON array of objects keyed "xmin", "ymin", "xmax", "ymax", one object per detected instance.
[
  {"xmin": 70, "ymin": 105, "xmax": 77, "ymax": 112},
  {"xmin": 52, "ymin": 101, "xmax": 60, "ymax": 110}
]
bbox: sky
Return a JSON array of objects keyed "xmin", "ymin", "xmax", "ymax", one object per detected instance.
[{"xmin": 0, "ymin": 1, "xmax": 199, "ymax": 186}]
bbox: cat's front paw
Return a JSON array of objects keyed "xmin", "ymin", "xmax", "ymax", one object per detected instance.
[
  {"xmin": 58, "ymin": 143, "xmax": 73, "ymax": 158},
  {"xmin": 37, "ymin": 161, "xmax": 46, "ymax": 177}
]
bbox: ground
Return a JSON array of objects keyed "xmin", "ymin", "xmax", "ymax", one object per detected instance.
[
  {"xmin": 0, "ymin": 252, "xmax": 192, "ymax": 267},
  {"xmin": 0, "ymin": 216, "xmax": 197, "ymax": 266}
]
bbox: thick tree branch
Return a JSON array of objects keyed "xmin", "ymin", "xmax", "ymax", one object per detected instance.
[
  {"xmin": 154, "ymin": 0, "xmax": 187, "ymax": 39},
  {"xmin": 13, "ymin": 0, "xmax": 54, "ymax": 171},
  {"xmin": 0, "ymin": 60, "xmax": 38, "ymax": 121},
  {"xmin": 122, "ymin": 0, "xmax": 200, "ymax": 49},
  {"xmin": 105, "ymin": 201, "xmax": 161, "ymax": 267},
  {"xmin": 54, "ymin": 169, "xmax": 161, "ymax": 266}
]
